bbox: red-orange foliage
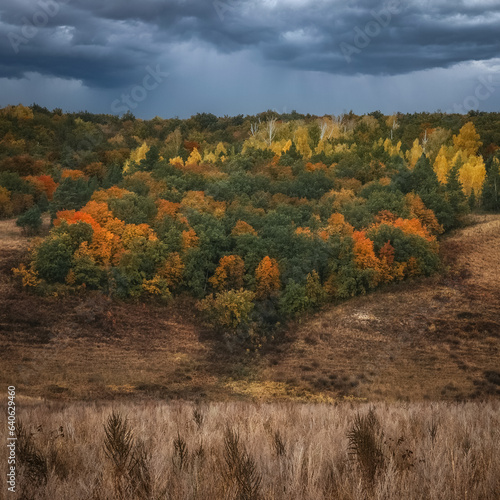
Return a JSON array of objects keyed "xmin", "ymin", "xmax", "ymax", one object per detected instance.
[
  {"xmin": 54, "ymin": 208, "xmax": 126, "ymax": 266},
  {"xmin": 24, "ymin": 175, "xmax": 58, "ymax": 201},
  {"xmin": 231, "ymin": 220, "xmax": 257, "ymax": 237},
  {"xmin": 90, "ymin": 226, "xmax": 123, "ymax": 266},
  {"xmin": 374, "ymin": 210, "xmax": 397, "ymax": 224},
  {"xmin": 305, "ymin": 162, "xmax": 328, "ymax": 172},
  {"xmin": 209, "ymin": 255, "xmax": 245, "ymax": 292},
  {"xmin": 255, "ymin": 256, "xmax": 280, "ymax": 299},
  {"xmin": 156, "ymin": 199, "xmax": 181, "ymax": 220},
  {"xmin": 182, "ymin": 228, "xmax": 199, "ymax": 250},
  {"xmin": 81, "ymin": 201, "xmax": 113, "ymax": 226},
  {"xmin": 38, "ymin": 175, "xmax": 58, "ymax": 200},
  {"xmin": 352, "ymin": 231, "xmax": 380, "ymax": 271},
  {"xmin": 377, "ymin": 241, "xmax": 399, "ymax": 284},
  {"xmin": 183, "ymin": 140, "xmax": 201, "ymax": 153},
  {"xmin": 352, "ymin": 231, "xmax": 381, "ymax": 287},
  {"xmin": 405, "ymin": 193, "xmax": 443, "ymax": 235},
  {"xmin": 392, "ymin": 218, "xmax": 434, "ymax": 242},
  {"xmin": 294, "ymin": 227, "xmax": 313, "ymax": 238},
  {"xmin": 54, "ymin": 210, "xmax": 99, "ymax": 230},
  {"xmin": 61, "ymin": 169, "xmax": 87, "ymax": 180},
  {"xmin": 406, "ymin": 256, "xmax": 420, "ymax": 278}
]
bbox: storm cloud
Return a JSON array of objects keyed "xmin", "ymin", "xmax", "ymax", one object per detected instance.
[{"xmin": 0, "ymin": 0, "xmax": 499, "ymax": 117}]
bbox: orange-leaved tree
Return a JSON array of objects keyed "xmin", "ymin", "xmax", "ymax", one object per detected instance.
[
  {"xmin": 231, "ymin": 220, "xmax": 257, "ymax": 237},
  {"xmin": 405, "ymin": 193, "xmax": 443, "ymax": 235},
  {"xmin": 209, "ymin": 255, "xmax": 245, "ymax": 292},
  {"xmin": 255, "ymin": 256, "xmax": 280, "ymax": 299},
  {"xmin": 182, "ymin": 228, "xmax": 199, "ymax": 250},
  {"xmin": 352, "ymin": 230, "xmax": 380, "ymax": 287}
]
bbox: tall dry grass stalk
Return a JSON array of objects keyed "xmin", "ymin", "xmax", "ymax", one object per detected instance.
[{"xmin": 1, "ymin": 400, "xmax": 499, "ymax": 499}]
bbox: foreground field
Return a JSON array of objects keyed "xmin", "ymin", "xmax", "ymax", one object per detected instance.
[
  {"xmin": 0, "ymin": 214, "xmax": 500, "ymax": 402},
  {"xmin": 1, "ymin": 400, "xmax": 499, "ymax": 499}
]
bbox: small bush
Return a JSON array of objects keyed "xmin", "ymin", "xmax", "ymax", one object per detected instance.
[{"xmin": 16, "ymin": 205, "xmax": 42, "ymax": 235}]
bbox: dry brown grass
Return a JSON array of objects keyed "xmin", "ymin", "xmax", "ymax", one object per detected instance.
[
  {"xmin": 0, "ymin": 400, "xmax": 498, "ymax": 499},
  {"xmin": 0, "ymin": 214, "xmax": 499, "ymax": 402}
]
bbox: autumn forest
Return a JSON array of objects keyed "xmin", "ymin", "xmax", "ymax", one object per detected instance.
[{"xmin": 1, "ymin": 105, "xmax": 498, "ymax": 339}]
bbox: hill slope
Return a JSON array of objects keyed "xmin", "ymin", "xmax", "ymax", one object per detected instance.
[{"xmin": 0, "ymin": 215, "xmax": 499, "ymax": 401}]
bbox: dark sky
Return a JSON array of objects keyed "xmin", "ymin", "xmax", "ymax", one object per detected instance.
[{"xmin": 1, "ymin": 0, "xmax": 499, "ymax": 118}]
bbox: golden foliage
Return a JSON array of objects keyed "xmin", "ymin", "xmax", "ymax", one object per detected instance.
[
  {"xmin": 186, "ymin": 147, "xmax": 202, "ymax": 166},
  {"xmin": 405, "ymin": 139, "xmax": 423, "ymax": 169},
  {"xmin": 453, "ymin": 122, "xmax": 482, "ymax": 157},
  {"xmin": 123, "ymin": 142, "xmax": 149, "ymax": 173},
  {"xmin": 61, "ymin": 169, "xmax": 87, "ymax": 180},
  {"xmin": 459, "ymin": 156, "xmax": 486, "ymax": 196},
  {"xmin": 231, "ymin": 220, "xmax": 258, "ymax": 237},
  {"xmin": 158, "ymin": 252, "xmax": 185, "ymax": 289},
  {"xmin": 91, "ymin": 186, "xmax": 132, "ymax": 202},
  {"xmin": 169, "ymin": 156, "xmax": 185, "ymax": 168},
  {"xmin": 433, "ymin": 146, "xmax": 450, "ymax": 183},
  {"xmin": 294, "ymin": 126, "xmax": 312, "ymax": 159},
  {"xmin": 142, "ymin": 275, "xmax": 172, "ymax": 301},
  {"xmin": 199, "ymin": 289, "xmax": 255, "ymax": 329},
  {"xmin": 12, "ymin": 263, "xmax": 41, "ymax": 287}
]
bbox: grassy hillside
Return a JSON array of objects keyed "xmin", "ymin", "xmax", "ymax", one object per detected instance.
[{"xmin": 1, "ymin": 213, "xmax": 499, "ymax": 402}]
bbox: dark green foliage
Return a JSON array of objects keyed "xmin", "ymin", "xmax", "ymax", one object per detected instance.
[
  {"xmin": 53, "ymin": 220, "xmax": 93, "ymax": 249},
  {"xmin": 446, "ymin": 162, "xmax": 468, "ymax": 217},
  {"xmin": 279, "ymin": 280, "xmax": 310, "ymax": 315},
  {"xmin": 73, "ymin": 252, "xmax": 106, "ymax": 289},
  {"xmin": 364, "ymin": 187, "xmax": 408, "ymax": 218},
  {"xmin": 341, "ymin": 202, "xmax": 373, "ymax": 230},
  {"xmin": 103, "ymin": 164, "xmax": 124, "ymax": 188},
  {"xmin": 34, "ymin": 233, "xmax": 74, "ymax": 282},
  {"xmin": 469, "ymin": 189, "xmax": 477, "ymax": 210},
  {"xmin": 412, "ymin": 154, "xmax": 440, "ymax": 194},
  {"xmin": 117, "ymin": 238, "xmax": 168, "ymax": 296},
  {"xmin": 51, "ymin": 177, "xmax": 93, "ymax": 216},
  {"xmin": 108, "ymin": 193, "xmax": 157, "ymax": 224},
  {"xmin": 16, "ymin": 205, "xmax": 42, "ymax": 235},
  {"xmin": 0, "ymin": 171, "xmax": 35, "ymax": 194},
  {"xmin": 37, "ymin": 191, "xmax": 49, "ymax": 212},
  {"xmin": 139, "ymin": 144, "xmax": 160, "ymax": 171},
  {"xmin": 482, "ymin": 156, "xmax": 500, "ymax": 211}
]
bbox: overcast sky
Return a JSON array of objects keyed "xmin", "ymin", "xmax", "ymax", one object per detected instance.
[{"xmin": 1, "ymin": 0, "xmax": 499, "ymax": 118}]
